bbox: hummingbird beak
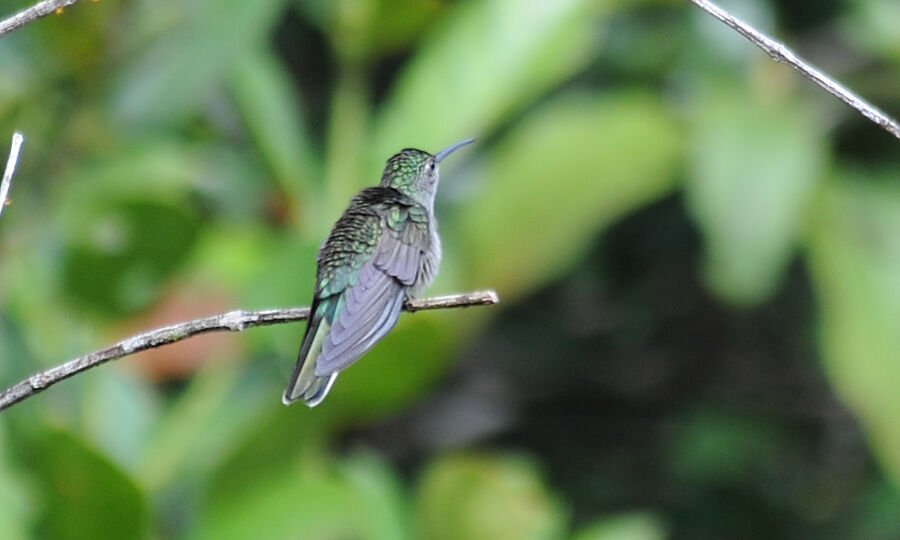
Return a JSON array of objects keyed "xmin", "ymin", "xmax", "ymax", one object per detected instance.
[{"xmin": 434, "ymin": 137, "xmax": 475, "ymax": 163}]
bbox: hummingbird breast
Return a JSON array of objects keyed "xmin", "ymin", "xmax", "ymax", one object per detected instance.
[{"xmin": 412, "ymin": 215, "xmax": 441, "ymax": 296}]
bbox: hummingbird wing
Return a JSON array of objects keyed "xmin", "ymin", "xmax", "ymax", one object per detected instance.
[
  {"xmin": 314, "ymin": 259, "xmax": 405, "ymax": 376},
  {"xmin": 314, "ymin": 195, "xmax": 430, "ymax": 376},
  {"xmin": 283, "ymin": 188, "xmax": 429, "ymax": 406}
]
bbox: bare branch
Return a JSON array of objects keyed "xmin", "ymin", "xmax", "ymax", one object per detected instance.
[
  {"xmin": 0, "ymin": 132, "xmax": 24, "ymax": 222},
  {"xmin": 0, "ymin": 0, "xmax": 80, "ymax": 39},
  {"xmin": 687, "ymin": 0, "xmax": 900, "ymax": 140},
  {"xmin": 0, "ymin": 289, "xmax": 499, "ymax": 412}
]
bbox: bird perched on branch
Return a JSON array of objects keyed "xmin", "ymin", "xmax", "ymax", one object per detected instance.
[{"xmin": 283, "ymin": 138, "xmax": 475, "ymax": 406}]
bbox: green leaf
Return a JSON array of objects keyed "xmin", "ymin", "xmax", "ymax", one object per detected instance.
[
  {"xmin": 182, "ymin": 222, "xmax": 319, "ymax": 307},
  {"xmin": 202, "ymin": 401, "xmax": 336, "ymax": 517},
  {"xmin": 571, "ymin": 513, "xmax": 667, "ymax": 540},
  {"xmin": 455, "ymin": 91, "xmax": 682, "ymax": 298},
  {"xmin": 82, "ymin": 369, "xmax": 159, "ymax": 471},
  {"xmin": 193, "ymin": 145, "xmax": 274, "ymax": 220},
  {"xmin": 415, "ymin": 453, "xmax": 567, "ymax": 540},
  {"xmin": 28, "ymin": 427, "xmax": 147, "ymax": 540},
  {"xmin": 229, "ymin": 48, "xmax": 318, "ymax": 202},
  {"xmin": 849, "ymin": 479, "xmax": 900, "ymax": 540},
  {"xmin": 137, "ymin": 363, "xmax": 242, "ymax": 491},
  {"xmin": 2, "ymin": 229, "xmax": 100, "ymax": 376},
  {"xmin": 0, "ymin": 426, "xmax": 33, "ymax": 540},
  {"xmin": 31, "ymin": 0, "xmax": 118, "ymax": 77},
  {"xmin": 371, "ymin": 0, "xmax": 600, "ymax": 166},
  {"xmin": 54, "ymin": 143, "xmax": 211, "ymax": 315},
  {"xmin": 364, "ymin": 0, "xmax": 442, "ymax": 55},
  {"xmin": 61, "ymin": 197, "xmax": 202, "ymax": 315},
  {"xmin": 665, "ymin": 409, "xmax": 785, "ymax": 484},
  {"xmin": 806, "ymin": 173, "xmax": 900, "ymax": 485},
  {"xmin": 845, "ymin": 0, "xmax": 900, "ymax": 61},
  {"xmin": 685, "ymin": 86, "xmax": 825, "ymax": 304},
  {"xmin": 193, "ymin": 452, "xmax": 409, "ymax": 540},
  {"xmin": 112, "ymin": 0, "xmax": 287, "ymax": 127},
  {"xmin": 338, "ymin": 452, "xmax": 413, "ymax": 540},
  {"xmin": 295, "ymin": 0, "xmax": 441, "ymax": 59}
]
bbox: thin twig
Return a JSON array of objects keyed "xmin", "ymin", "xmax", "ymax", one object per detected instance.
[
  {"xmin": 0, "ymin": 0, "xmax": 79, "ymax": 39},
  {"xmin": 0, "ymin": 289, "xmax": 499, "ymax": 412},
  {"xmin": 0, "ymin": 132, "xmax": 24, "ymax": 222},
  {"xmin": 687, "ymin": 0, "xmax": 900, "ymax": 140}
]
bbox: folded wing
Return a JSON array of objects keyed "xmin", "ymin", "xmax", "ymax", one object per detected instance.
[{"xmin": 313, "ymin": 216, "xmax": 427, "ymax": 377}]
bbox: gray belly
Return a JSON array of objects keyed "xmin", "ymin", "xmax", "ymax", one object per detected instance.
[{"xmin": 411, "ymin": 222, "xmax": 441, "ymax": 296}]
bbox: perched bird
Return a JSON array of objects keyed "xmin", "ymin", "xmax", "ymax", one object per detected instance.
[{"xmin": 283, "ymin": 138, "xmax": 475, "ymax": 406}]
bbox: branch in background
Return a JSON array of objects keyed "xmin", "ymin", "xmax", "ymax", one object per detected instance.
[
  {"xmin": 0, "ymin": 0, "xmax": 79, "ymax": 39},
  {"xmin": 0, "ymin": 290, "xmax": 499, "ymax": 412},
  {"xmin": 0, "ymin": 132, "xmax": 24, "ymax": 221},
  {"xmin": 687, "ymin": 0, "xmax": 900, "ymax": 140}
]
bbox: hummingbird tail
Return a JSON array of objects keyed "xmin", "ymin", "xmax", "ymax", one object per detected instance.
[{"xmin": 283, "ymin": 301, "xmax": 338, "ymax": 407}]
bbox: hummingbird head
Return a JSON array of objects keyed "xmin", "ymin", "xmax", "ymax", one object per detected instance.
[{"xmin": 380, "ymin": 138, "xmax": 475, "ymax": 205}]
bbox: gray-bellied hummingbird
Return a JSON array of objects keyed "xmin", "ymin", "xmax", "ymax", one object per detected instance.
[{"xmin": 283, "ymin": 138, "xmax": 475, "ymax": 406}]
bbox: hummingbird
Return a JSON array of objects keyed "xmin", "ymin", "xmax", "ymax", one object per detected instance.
[{"xmin": 283, "ymin": 138, "xmax": 475, "ymax": 407}]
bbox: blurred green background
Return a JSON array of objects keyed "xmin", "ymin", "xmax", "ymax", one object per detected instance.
[{"xmin": 0, "ymin": 0, "xmax": 899, "ymax": 538}]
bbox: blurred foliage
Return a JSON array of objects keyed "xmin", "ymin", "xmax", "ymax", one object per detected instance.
[
  {"xmin": 415, "ymin": 453, "xmax": 566, "ymax": 540},
  {"xmin": 25, "ymin": 427, "xmax": 147, "ymax": 540},
  {"xmin": 686, "ymin": 82, "xmax": 825, "ymax": 304},
  {"xmin": 808, "ymin": 175, "xmax": 900, "ymax": 482},
  {"xmin": 571, "ymin": 514, "xmax": 667, "ymax": 540},
  {"xmin": 0, "ymin": 0, "xmax": 897, "ymax": 538}
]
